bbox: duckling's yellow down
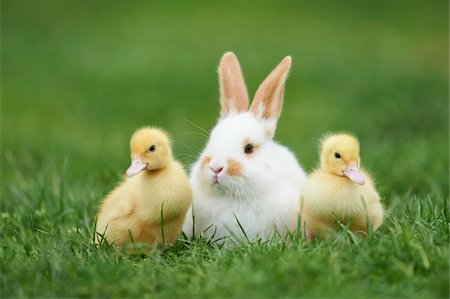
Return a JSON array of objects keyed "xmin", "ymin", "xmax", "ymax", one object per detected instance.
[
  {"xmin": 301, "ymin": 133, "xmax": 384, "ymax": 238},
  {"xmin": 96, "ymin": 127, "xmax": 192, "ymax": 247}
]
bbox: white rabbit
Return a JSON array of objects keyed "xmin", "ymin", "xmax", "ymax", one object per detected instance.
[{"xmin": 183, "ymin": 52, "xmax": 306, "ymax": 243}]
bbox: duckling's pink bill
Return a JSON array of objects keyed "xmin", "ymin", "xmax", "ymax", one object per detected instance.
[
  {"xmin": 344, "ymin": 164, "xmax": 365, "ymax": 185},
  {"xmin": 126, "ymin": 158, "xmax": 147, "ymax": 177}
]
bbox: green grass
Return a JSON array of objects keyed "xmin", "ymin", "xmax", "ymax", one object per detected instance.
[{"xmin": 1, "ymin": 1, "xmax": 449, "ymax": 298}]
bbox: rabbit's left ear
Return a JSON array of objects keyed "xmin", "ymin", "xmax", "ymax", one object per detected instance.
[
  {"xmin": 218, "ymin": 52, "xmax": 249, "ymax": 118},
  {"xmin": 250, "ymin": 56, "xmax": 292, "ymax": 124}
]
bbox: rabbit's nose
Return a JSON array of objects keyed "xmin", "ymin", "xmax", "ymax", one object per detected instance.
[{"xmin": 209, "ymin": 165, "xmax": 224, "ymax": 175}]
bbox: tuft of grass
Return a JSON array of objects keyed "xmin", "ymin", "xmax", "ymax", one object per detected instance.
[
  {"xmin": 1, "ymin": 1, "xmax": 448, "ymax": 298},
  {"xmin": 1, "ymin": 178, "xmax": 448, "ymax": 298}
]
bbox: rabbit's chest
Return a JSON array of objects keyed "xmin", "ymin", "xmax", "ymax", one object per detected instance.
[{"xmin": 197, "ymin": 197, "xmax": 289, "ymax": 240}]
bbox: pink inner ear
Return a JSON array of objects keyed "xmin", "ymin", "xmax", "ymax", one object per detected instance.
[
  {"xmin": 343, "ymin": 164, "xmax": 365, "ymax": 185},
  {"xmin": 126, "ymin": 158, "xmax": 147, "ymax": 177},
  {"xmin": 250, "ymin": 56, "xmax": 291, "ymax": 121},
  {"xmin": 218, "ymin": 52, "xmax": 249, "ymax": 117}
]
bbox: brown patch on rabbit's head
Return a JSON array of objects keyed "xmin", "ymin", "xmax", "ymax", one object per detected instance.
[
  {"xmin": 201, "ymin": 156, "xmax": 212, "ymax": 170},
  {"xmin": 226, "ymin": 159, "xmax": 242, "ymax": 177}
]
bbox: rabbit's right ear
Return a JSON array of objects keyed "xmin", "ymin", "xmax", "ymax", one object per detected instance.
[
  {"xmin": 218, "ymin": 52, "xmax": 249, "ymax": 118},
  {"xmin": 249, "ymin": 56, "xmax": 292, "ymax": 138},
  {"xmin": 250, "ymin": 56, "xmax": 291, "ymax": 122}
]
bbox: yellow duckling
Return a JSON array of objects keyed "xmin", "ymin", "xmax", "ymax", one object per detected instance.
[
  {"xmin": 301, "ymin": 133, "xmax": 384, "ymax": 238},
  {"xmin": 96, "ymin": 127, "xmax": 192, "ymax": 247}
]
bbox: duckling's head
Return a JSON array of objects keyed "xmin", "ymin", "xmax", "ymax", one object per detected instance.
[
  {"xmin": 319, "ymin": 133, "xmax": 365, "ymax": 185},
  {"xmin": 126, "ymin": 127, "xmax": 172, "ymax": 176}
]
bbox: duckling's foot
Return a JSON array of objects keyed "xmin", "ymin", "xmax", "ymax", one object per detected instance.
[{"xmin": 306, "ymin": 228, "xmax": 316, "ymax": 241}]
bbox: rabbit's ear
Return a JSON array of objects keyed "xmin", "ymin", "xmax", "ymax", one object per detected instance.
[
  {"xmin": 218, "ymin": 52, "xmax": 249, "ymax": 118},
  {"xmin": 250, "ymin": 56, "xmax": 292, "ymax": 123}
]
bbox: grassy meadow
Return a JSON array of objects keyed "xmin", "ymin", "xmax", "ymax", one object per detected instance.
[{"xmin": 1, "ymin": 1, "xmax": 449, "ymax": 298}]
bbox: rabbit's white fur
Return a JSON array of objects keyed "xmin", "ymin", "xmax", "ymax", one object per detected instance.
[{"xmin": 183, "ymin": 52, "xmax": 306, "ymax": 242}]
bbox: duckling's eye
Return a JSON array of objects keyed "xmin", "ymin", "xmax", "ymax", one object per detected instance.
[
  {"xmin": 334, "ymin": 152, "xmax": 341, "ymax": 159},
  {"xmin": 149, "ymin": 145, "xmax": 156, "ymax": 152},
  {"xmin": 244, "ymin": 143, "xmax": 254, "ymax": 154}
]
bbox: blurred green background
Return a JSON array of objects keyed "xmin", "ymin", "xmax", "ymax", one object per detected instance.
[
  {"xmin": 1, "ymin": 1, "xmax": 448, "ymax": 298},
  {"xmin": 3, "ymin": 0, "xmax": 448, "ymax": 195}
]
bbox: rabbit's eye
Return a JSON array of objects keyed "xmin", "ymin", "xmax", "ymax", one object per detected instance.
[
  {"xmin": 244, "ymin": 144, "xmax": 254, "ymax": 154},
  {"xmin": 149, "ymin": 145, "xmax": 156, "ymax": 152}
]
